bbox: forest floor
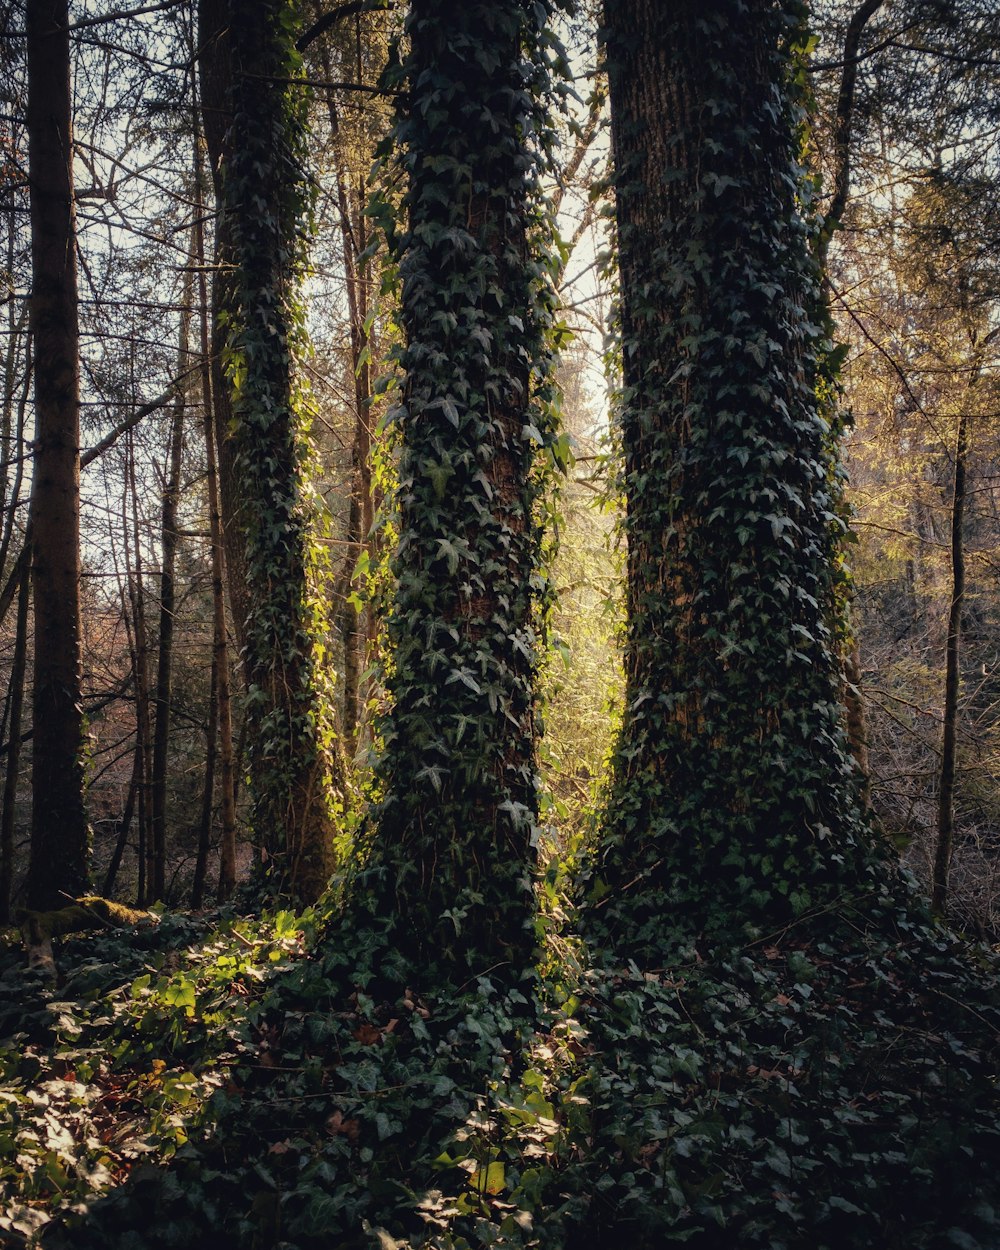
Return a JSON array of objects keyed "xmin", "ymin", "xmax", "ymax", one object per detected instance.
[{"xmin": 0, "ymin": 882, "xmax": 999, "ymax": 1250}]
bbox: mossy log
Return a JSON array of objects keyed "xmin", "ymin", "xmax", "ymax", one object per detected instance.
[
  {"xmin": 18, "ymin": 895, "xmax": 152, "ymax": 943},
  {"xmin": 15, "ymin": 896, "xmax": 156, "ymax": 979}
]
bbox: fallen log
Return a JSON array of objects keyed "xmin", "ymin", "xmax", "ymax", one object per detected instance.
[{"xmin": 16, "ymin": 896, "xmax": 157, "ymax": 979}]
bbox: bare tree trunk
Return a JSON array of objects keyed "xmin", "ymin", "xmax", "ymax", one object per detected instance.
[
  {"xmin": 932, "ymin": 405, "xmax": 969, "ymax": 915},
  {"xmin": 150, "ymin": 284, "xmax": 191, "ymax": 902},
  {"xmin": 0, "ymin": 546, "xmax": 30, "ymax": 923},
  {"xmin": 317, "ymin": 26, "xmax": 373, "ymax": 754},
  {"xmin": 25, "ymin": 0, "xmax": 89, "ymax": 908},
  {"xmin": 193, "ymin": 137, "xmax": 238, "ymax": 900},
  {"xmin": 124, "ymin": 434, "xmax": 154, "ymax": 905},
  {"xmin": 191, "ymin": 647, "xmax": 217, "ymax": 909},
  {"xmin": 197, "ymin": 0, "xmax": 250, "ymax": 656},
  {"xmin": 102, "ymin": 737, "xmax": 141, "ymax": 898},
  {"xmin": 816, "ymin": 0, "xmax": 885, "ymax": 798}
]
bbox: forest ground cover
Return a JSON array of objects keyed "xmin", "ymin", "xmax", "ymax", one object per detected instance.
[{"xmin": 1, "ymin": 864, "xmax": 998, "ymax": 1250}]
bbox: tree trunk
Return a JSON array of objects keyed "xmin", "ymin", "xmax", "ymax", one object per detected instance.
[
  {"xmin": 150, "ymin": 289, "xmax": 191, "ymax": 903},
  {"xmin": 191, "ymin": 646, "xmax": 217, "ymax": 910},
  {"xmin": 0, "ymin": 546, "xmax": 30, "ymax": 924},
  {"xmin": 593, "ymin": 0, "xmax": 881, "ymax": 949},
  {"xmin": 193, "ymin": 157, "xmax": 238, "ymax": 902},
  {"xmin": 932, "ymin": 405, "xmax": 969, "ymax": 915},
  {"xmin": 817, "ymin": 0, "xmax": 884, "ymax": 796},
  {"xmin": 360, "ymin": 0, "xmax": 558, "ymax": 969},
  {"xmin": 25, "ymin": 0, "xmax": 89, "ymax": 909},
  {"xmin": 101, "ymin": 737, "xmax": 141, "ymax": 898},
  {"xmin": 203, "ymin": 0, "xmax": 346, "ymax": 904},
  {"xmin": 317, "ymin": 27, "xmax": 373, "ymax": 754},
  {"xmin": 197, "ymin": 0, "xmax": 251, "ymax": 657},
  {"xmin": 123, "ymin": 437, "xmax": 154, "ymax": 906}
]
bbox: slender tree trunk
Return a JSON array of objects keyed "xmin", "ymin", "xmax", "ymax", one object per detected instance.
[
  {"xmin": 191, "ymin": 99, "xmax": 238, "ymax": 901},
  {"xmin": 932, "ymin": 405, "xmax": 969, "ymax": 915},
  {"xmin": 102, "ymin": 737, "xmax": 141, "ymax": 898},
  {"xmin": 0, "ymin": 341, "xmax": 32, "ymax": 599},
  {"xmin": 318, "ymin": 29, "xmax": 373, "ymax": 753},
  {"xmin": 25, "ymin": 0, "xmax": 89, "ymax": 908},
  {"xmin": 150, "ymin": 289, "xmax": 191, "ymax": 903},
  {"xmin": 124, "ymin": 436, "xmax": 154, "ymax": 905},
  {"xmin": 0, "ymin": 547, "xmax": 30, "ymax": 923},
  {"xmin": 197, "ymin": 0, "xmax": 250, "ymax": 656},
  {"xmin": 191, "ymin": 647, "xmax": 217, "ymax": 909},
  {"xmin": 817, "ymin": 0, "xmax": 884, "ymax": 796}
]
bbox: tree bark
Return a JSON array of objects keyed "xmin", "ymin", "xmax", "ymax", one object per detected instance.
[
  {"xmin": 203, "ymin": 0, "xmax": 346, "ymax": 903},
  {"xmin": 25, "ymin": 0, "xmax": 89, "ymax": 909},
  {"xmin": 193, "ymin": 143, "xmax": 238, "ymax": 900},
  {"xmin": 124, "ymin": 437, "xmax": 154, "ymax": 906},
  {"xmin": 101, "ymin": 737, "xmax": 141, "ymax": 898},
  {"xmin": 191, "ymin": 645, "xmax": 217, "ymax": 910},
  {"xmin": 317, "ymin": 25, "xmax": 373, "ymax": 753}
]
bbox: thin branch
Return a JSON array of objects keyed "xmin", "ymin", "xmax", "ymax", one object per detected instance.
[
  {"xmin": 296, "ymin": 0, "xmax": 395, "ymax": 53},
  {"xmin": 66, "ymin": 1, "xmax": 185, "ymax": 31},
  {"xmin": 80, "ymin": 369, "xmax": 198, "ymax": 469}
]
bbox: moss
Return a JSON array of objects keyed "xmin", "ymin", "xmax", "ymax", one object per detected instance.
[{"xmin": 17, "ymin": 896, "xmax": 153, "ymax": 943}]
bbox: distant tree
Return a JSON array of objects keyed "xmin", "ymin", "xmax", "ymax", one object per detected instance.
[
  {"xmin": 590, "ymin": 0, "xmax": 883, "ymax": 951},
  {"xmin": 25, "ymin": 0, "xmax": 89, "ymax": 909},
  {"xmin": 356, "ymin": 0, "xmax": 562, "ymax": 969}
]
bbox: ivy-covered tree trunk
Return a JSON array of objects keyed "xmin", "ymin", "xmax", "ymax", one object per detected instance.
[
  {"xmin": 25, "ymin": 0, "xmax": 90, "ymax": 909},
  {"xmin": 361, "ymin": 0, "xmax": 559, "ymax": 969},
  {"xmin": 212, "ymin": 0, "xmax": 344, "ymax": 904},
  {"xmin": 592, "ymin": 0, "xmax": 881, "ymax": 950}
]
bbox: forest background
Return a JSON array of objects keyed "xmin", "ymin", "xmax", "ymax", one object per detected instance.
[
  {"xmin": 0, "ymin": 0, "xmax": 996, "ymax": 927},
  {"xmin": 1, "ymin": 0, "xmax": 999, "ymax": 930}
]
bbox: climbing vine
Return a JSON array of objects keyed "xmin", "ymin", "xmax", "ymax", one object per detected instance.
[{"xmin": 220, "ymin": 0, "xmax": 344, "ymax": 903}]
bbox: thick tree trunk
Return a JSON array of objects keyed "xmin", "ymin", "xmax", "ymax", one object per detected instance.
[
  {"xmin": 594, "ymin": 0, "xmax": 880, "ymax": 947},
  {"xmin": 25, "ymin": 0, "xmax": 89, "ymax": 909},
  {"xmin": 362, "ymin": 0, "xmax": 556, "ymax": 968}
]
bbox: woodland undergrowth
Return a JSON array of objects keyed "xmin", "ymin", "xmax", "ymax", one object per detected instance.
[{"xmin": 0, "ymin": 868, "xmax": 998, "ymax": 1250}]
